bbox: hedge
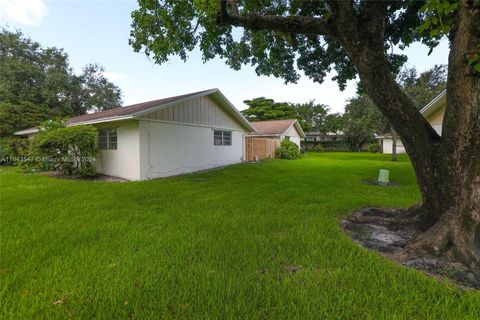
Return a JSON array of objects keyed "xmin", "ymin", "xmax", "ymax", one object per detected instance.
[{"xmin": 301, "ymin": 140, "xmax": 371, "ymax": 152}]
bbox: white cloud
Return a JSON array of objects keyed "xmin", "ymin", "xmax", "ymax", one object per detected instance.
[
  {"xmin": 0, "ymin": 0, "xmax": 48, "ymax": 26},
  {"xmin": 101, "ymin": 71, "xmax": 127, "ymax": 82}
]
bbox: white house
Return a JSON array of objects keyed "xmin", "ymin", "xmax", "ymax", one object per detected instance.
[
  {"xmin": 377, "ymin": 90, "xmax": 446, "ymax": 154},
  {"xmin": 16, "ymin": 89, "xmax": 255, "ymax": 180},
  {"xmin": 248, "ymin": 119, "xmax": 305, "ymax": 148}
]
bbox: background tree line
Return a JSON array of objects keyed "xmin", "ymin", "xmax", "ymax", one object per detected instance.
[{"xmin": 0, "ymin": 28, "xmax": 123, "ymax": 138}]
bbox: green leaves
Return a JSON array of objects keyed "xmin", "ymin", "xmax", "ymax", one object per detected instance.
[
  {"xmin": 275, "ymin": 139, "xmax": 301, "ymax": 160},
  {"xmin": 33, "ymin": 125, "xmax": 99, "ymax": 176},
  {"xmin": 418, "ymin": 0, "xmax": 458, "ymax": 41},
  {"xmin": 129, "ymin": 1, "xmax": 451, "ymax": 88},
  {"xmin": 241, "ymin": 97, "xmax": 298, "ymax": 122},
  {"xmin": 0, "ymin": 28, "xmax": 123, "ymax": 118}
]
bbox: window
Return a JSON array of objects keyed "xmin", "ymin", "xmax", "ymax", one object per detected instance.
[
  {"xmin": 305, "ymin": 136, "xmax": 314, "ymax": 141},
  {"xmin": 98, "ymin": 128, "xmax": 117, "ymax": 150},
  {"xmin": 213, "ymin": 130, "xmax": 232, "ymax": 146}
]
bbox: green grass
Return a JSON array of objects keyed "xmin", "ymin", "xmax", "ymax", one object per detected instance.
[{"xmin": 1, "ymin": 152, "xmax": 478, "ymax": 319}]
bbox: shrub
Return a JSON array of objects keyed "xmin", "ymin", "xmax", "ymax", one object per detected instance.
[
  {"xmin": 301, "ymin": 140, "xmax": 350, "ymax": 152},
  {"xmin": 276, "ymin": 139, "xmax": 301, "ymax": 160},
  {"xmin": 312, "ymin": 144, "xmax": 324, "ymax": 152},
  {"xmin": 0, "ymin": 136, "xmax": 29, "ymax": 165},
  {"xmin": 25, "ymin": 125, "xmax": 99, "ymax": 176},
  {"xmin": 368, "ymin": 143, "xmax": 381, "ymax": 153}
]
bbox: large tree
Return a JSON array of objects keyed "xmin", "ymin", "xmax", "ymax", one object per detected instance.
[
  {"xmin": 242, "ymin": 97, "xmax": 329, "ymax": 131},
  {"xmin": 293, "ymin": 100, "xmax": 329, "ymax": 132},
  {"xmin": 343, "ymin": 95, "xmax": 389, "ymax": 151},
  {"xmin": 130, "ymin": 1, "xmax": 480, "ymax": 272},
  {"xmin": 0, "ymin": 29, "xmax": 123, "ymax": 118},
  {"xmin": 241, "ymin": 97, "xmax": 297, "ymax": 121}
]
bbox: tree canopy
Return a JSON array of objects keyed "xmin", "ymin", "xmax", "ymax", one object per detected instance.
[
  {"xmin": 0, "ymin": 28, "xmax": 123, "ymax": 136},
  {"xmin": 241, "ymin": 97, "xmax": 329, "ymax": 132},
  {"xmin": 398, "ymin": 64, "xmax": 447, "ymax": 109},
  {"xmin": 241, "ymin": 97, "xmax": 297, "ymax": 121},
  {"xmin": 130, "ymin": 1, "xmax": 443, "ymax": 88}
]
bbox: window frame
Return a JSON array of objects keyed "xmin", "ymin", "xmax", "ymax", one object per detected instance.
[
  {"xmin": 98, "ymin": 128, "xmax": 117, "ymax": 150},
  {"xmin": 213, "ymin": 130, "xmax": 232, "ymax": 146}
]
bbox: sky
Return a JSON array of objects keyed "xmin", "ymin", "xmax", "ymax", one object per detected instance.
[{"xmin": 0, "ymin": 0, "xmax": 450, "ymax": 113}]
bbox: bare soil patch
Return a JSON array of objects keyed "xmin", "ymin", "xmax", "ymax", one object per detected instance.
[{"xmin": 342, "ymin": 207, "xmax": 480, "ymax": 290}]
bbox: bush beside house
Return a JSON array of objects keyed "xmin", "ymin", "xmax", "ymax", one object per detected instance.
[
  {"xmin": 276, "ymin": 139, "xmax": 301, "ymax": 159},
  {"xmin": 23, "ymin": 125, "xmax": 99, "ymax": 177}
]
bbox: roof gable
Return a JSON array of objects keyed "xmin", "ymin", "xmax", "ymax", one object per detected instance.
[
  {"xmin": 251, "ymin": 119, "xmax": 305, "ymax": 138},
  {"xmin": 67, "ymin": 89, "xmax": 255, "ymax": 131}
]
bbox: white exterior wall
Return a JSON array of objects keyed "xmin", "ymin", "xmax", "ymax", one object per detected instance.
[
  {"xmin": 431, "ymin": 124, "xmax": 442, "ymax": 135},
  {"xmin": 382, "ymin": 138, "xmax": 406, "ymax": 155},
  {"xmin": 94, "ymin": 121, "xmax": 141, "ymax": 180},
  {"xmin": 284, "ymin": 125, "xmax": 302, "ymax": 148},
  {"xmin": 138, "ymin": 120, "xmax": 245, "ymax": 179}
]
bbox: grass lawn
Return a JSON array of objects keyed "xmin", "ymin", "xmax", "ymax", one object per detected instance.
[{"xmin": 1, "ymin": 152, "xmax": 479, "ymax": 319}]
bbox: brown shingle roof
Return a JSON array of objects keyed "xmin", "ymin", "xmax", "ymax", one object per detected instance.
[
  {"xmin": 67, "ymin": 89, "xmax": 214, "ymax": 124},
  {"xmin": 251, "ymin": 119, "xmax": 298, "ymax": 135}
]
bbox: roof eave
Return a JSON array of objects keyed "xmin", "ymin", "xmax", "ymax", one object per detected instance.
[
  {"xmin": 420, "ymin": 90, "xmax": 446, "ymax": 117},
  {"xmin": 283, "ymin": 120, "xmax": 305, "ymax": 138},
  {"xmin": 14, "ymin": 128, "xmax": 40, "ymax": 135},
  {"xmin": 67, "ymin": 115, "xmax": 134, "ymax": 126},
  {"xmin": 212, "ymin": 90, "xmax": 257, "ymax": 132}
]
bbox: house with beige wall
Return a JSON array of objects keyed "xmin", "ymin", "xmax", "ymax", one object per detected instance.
[
  {"xmin": 248, "ymin": 119, "xmax": 305, "ymax": 148},
  {"xmin": 16, "ymin": 89, "xmax": 255, "ymax": 180},
  {"xmin": 377, "ymin": 90, "xmax": 446, "ymax": 154}
]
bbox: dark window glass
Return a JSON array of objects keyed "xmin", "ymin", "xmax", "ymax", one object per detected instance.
[
  {"xmin": 214, "ymin": 131, "xmax": 223, "ymax": 145},
  {"xmin": 223, "ymin": 131, "xmax": 232, "ymax": 145},
  {"xmin": 98, "ymin": 129, "xmax": 108, "ymax": 150},
  {"xmin": 213, "ymin": 130, "xmax": 232, "ymax": 146},
  {"xmin": 98, "ymin": 128, "xmax": 117, "ymax": 150},
  {"xmin": 108, "ymin": 129, "xmax": 117, "ymax": 150}
]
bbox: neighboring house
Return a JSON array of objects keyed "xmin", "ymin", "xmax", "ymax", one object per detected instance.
[
  {"xmin": 376, "ymin": 90, "xmax": 446, "ymax": 154},
  {"xmin": 249, "ymin": 119, "xmax": 305, "ymax": 148},
  {"xmin": 374, "ymin": 132, "xmax": 406, "ymax": 155},
  {"xmin": 16, "ymin": 89, "xmax": 255, "ymax": 181},
  {"xmin": 304, "ymin": 131, "xmax": 343, "ymax": 142}
]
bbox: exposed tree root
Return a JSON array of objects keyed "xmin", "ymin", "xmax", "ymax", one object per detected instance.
[{"xmin": 342, "ymin": 207, "xmax": 480, "ymax": 290}]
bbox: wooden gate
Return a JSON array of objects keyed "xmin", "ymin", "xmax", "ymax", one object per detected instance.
[{"xmin": 245, "ymin": 137, "xmax": 278, "ymax": 162}]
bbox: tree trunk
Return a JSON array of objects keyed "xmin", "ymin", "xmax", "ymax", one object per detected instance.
[
  {"xmin": 391, "ymin": 129, "xmax": 397, "ymax": 162},
  {"xmin": 344, "ymin": 2, "xmax": 480, "ymax": 271}
]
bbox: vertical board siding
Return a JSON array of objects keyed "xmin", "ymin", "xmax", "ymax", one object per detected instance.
[
  {"xmin": 144, "ymin": 96, "xmax": 244, "ymax": 130},
  {"xmin": 245, "ymin": 137, "xmax": 278, "ymax": 162}
]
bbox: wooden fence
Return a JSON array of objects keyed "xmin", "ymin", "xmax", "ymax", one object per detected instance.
[{"xmin": 245, "ymin": 137, "xmax": 278, "ymax": 162}]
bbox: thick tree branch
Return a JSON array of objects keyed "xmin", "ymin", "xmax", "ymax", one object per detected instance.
[
  {"xmin": 216, "ymin": 0, "xmax": 438, "ymax": 158},
  {"xmin": 360, "ymin": 0, "xmax": 388, "ymax": 39},
  {"xmin": 217, "ymin": 0, "xmax": 337, "ymax": 37}
]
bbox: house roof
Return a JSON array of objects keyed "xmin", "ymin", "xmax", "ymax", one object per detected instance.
[
  {"xmin": 251, "ymin": 119, "xmax": 305, "ymax": 138},
  {"xmin": 420, "ymin": 90, "xmax": 446, "ymax": 118},
  {"xmin": 66, "ymin": 88, "xmax": 255, "ymax": 131},
  {"xmin": 14, "ymin": 127, "xmax": 40, "ymax": 135}
]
